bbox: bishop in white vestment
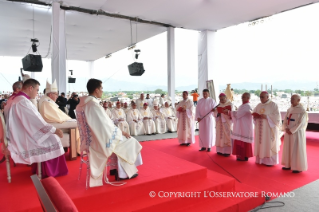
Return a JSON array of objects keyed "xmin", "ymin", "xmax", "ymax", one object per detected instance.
[
  {"xmin": 214, "ymin": 93, "xmax": 234, "ymax": 156},
  {"xmin": 176, "ymin": 91, "xmax": 195, "ymax": 146},
  {"xmin": 4, "ymin": 79, "xmax": 68, "ymax": 178},
  {"xmin": 231, "ymin": 93, "xmax": 254, "ymax": 161},
  {"xmin": 151, "ymin": 100, "xmax": 166, "ymax": 134},
  {"xmin": 196, "ymin": 89, "xmax": 217, "ymax": 152},
  {"xmin": 139, "ymin": 103, "xmax": 156, "ymax": 135},
  {"xmin": 76, "ymin": 79, "xmax": 142, "ymax": 187},
  {"xmin": 253, "ymin": 91, "xmax": 281, "ymax": 166},
  {"xmin": 112, "ymin": 101, "xmax": 130, "ymax": 135},
  {"xmin": 161, "ymin": 102, "xmax": 178, "ymax": 132},
  {"xmin": 38, "ymin": 80, "xmax": 80, "ymax": 154},
  {"xmin": 281, "ymin": 95, "xmax": 308, "ymax": 173}
]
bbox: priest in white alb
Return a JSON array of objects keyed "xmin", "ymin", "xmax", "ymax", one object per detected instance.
[
  {"xmin": 76, "ymin": 79, "xmax": 143, "ymax": 187},
  {"xmin": 4, "ymin": 79, "xmax": 68, "ymax": 178},
  {"xmin": 196, "ymin": 89, "xmax": 217, "ymax": 152},
  {"xmin": 112, "ymin": 101, "xmax": 130, "ymax": 135},
  {"xmin": 281, "ymin": 94, "xmax": 308, "ymax": 173},
  {"xmin": 123, "ymin": 102, "xmax": 130, "ymax": 114},
  {"xmin": 176, "ymin": 91, "xmax": 195, "ymax": 146},
  {"xmin": 151, "ymin": 100, "xmax": 167, "ymax": 134},
  {"xmin": 253, "ymin": 91, "xmax": 281, "ymax": 166},
  {"xmin": 230, "ymin": 93, "xmax": 254, "ymax": 161},
  {"xmin": 103, "ymin": 101, "xmax": 114, "ymax": 121},
  {"xmin": 139, "ymin": 103, "xmax": 156, "ymax": 135},
  {"xmin": 214, "ymin": 93, "xmax": 234, "ymax": 156},
  {"xmin": 126, "ymin": 101, "xmax": 145, "ymax": 136},
  {"xmin": 161, "ymin": 102, "xmax": 178, "ymax": 132},
  {"xmin": 136, "ymin": 93, "xmax": 146, "ymax": 110}
]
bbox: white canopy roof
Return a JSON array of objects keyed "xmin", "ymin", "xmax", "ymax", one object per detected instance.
[{"xmin": 0, "ymin": 0, "xmax": 318, "ymax": 61}]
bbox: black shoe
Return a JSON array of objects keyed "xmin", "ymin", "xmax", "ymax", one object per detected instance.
[
  {"xmin": 223, "ymin": 154, "xmax": 230, "ymax": 157},
  {"xmin": 207, "ymin": 148, "xmax": 211, "ymax": 152},
  {"xmin": 282, "ymin": 167, "xmax": 291, "ymax": 170},
  {"xmin": 266, "ymin": 165, "xmax": 273, "ymax": 167},
  {"xmin": 236, "ymin": 158, "xmax": 245, "ymax": 161},
  {"xmin": 63, "ymin": 147, "xmax": 68, "ymax": 153},
  {"xmin": 292, "ymin": 170, "xmax": 301, "ymax": 173},
  {"xmin": 245, "ymin": 157, "xmax": 249, "ymax": 161},
  {"xmin": 217, "ymin": 152, "xmax": 223, "ymax": 155},
  {"xmin": 119, "ymin": 173, "xmax": 139, "ymax": 180},
  {"xmin": 110, "ymin": 169, "xmax": 117, "ymax": 175},
  {"xmin": 180, "ymin": 143, "xmax": 185, "ymax": 146},
  {"xmin": 186, "ymin": 143, "xmax": 191, "ymax": 146},
  {"xmin": 199, "ymin": 148, "xmax": 206, "ymax": 151}
]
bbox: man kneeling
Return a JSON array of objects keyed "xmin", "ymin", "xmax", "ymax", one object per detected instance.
[{"xmin": 76, "ymin": 79, "xmax": 143, "ymax": 187}]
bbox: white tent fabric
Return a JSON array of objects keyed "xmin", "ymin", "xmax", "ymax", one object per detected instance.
[{"xmin": 0, "ymin": 0, "xmax": 319, "ymax": 61}]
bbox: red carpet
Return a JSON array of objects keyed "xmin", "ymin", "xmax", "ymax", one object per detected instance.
[{"xmin": 0, "ymin": 131, "xmax": 318, "ymax": 211}]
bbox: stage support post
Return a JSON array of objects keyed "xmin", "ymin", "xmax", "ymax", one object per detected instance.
[
  {"xmin": 198, "ymin": 30, "xmax": 218, "ymax": 100},
  {"xmin": 167, "ymin": 27, "xmax": 176, "ymax": 107}
]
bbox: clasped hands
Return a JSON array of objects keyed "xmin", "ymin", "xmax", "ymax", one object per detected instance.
[{"xmin": 285, "ymin": 128, "xmax": 292, "ymax": 135}]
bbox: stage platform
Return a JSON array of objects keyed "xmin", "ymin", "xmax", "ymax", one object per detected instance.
[
  {"xmin": 1, "ymin": 131, "xmax": 319, "ymax": 211},
  {"xmin": 0, "ymin": 146, "xmax": 264, "ymax": 212}
]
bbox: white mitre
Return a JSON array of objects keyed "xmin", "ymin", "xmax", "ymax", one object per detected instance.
[
  {"xmin": 46, "ymin": 79, "xmax": 58, "ymax": 93},
  {"xmin": 153, "ymin": 99, "xmax": 159, "ymax": 107},
  {"xmin": 22, "ymin": 74, "xmax": 31, "ymax": 82}
]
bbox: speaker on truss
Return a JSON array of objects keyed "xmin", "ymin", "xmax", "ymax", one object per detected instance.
[
  {"xmin": 68, "ymin": 77, "xmax": 76, "ymax": 83},
  {"xmin": 21, "ymin": 54, "xmax": 43, "ymax": 72},
  {"xmin": 128, "ymin": 62, "xmax": 145, "ymax": 76}
]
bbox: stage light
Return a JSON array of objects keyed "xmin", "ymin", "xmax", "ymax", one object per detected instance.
[
  {"xmin": 105, "ymin": 54, "xmax": 112, "ymax": 59},
  {"xmin": 135, "ymin": 49, "xmax": 140, "ymax": 59}
]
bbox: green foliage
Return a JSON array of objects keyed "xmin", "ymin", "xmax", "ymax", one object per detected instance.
[
  {"xmin": 254, "ymin": 90, "xmax": 261, "ymax": 96},
  {"xmin": 295, "ymin": 90, "xmax": 305, "ymax": 96}
]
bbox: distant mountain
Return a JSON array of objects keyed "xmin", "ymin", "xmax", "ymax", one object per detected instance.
[{"xmin": 219, "ymin": 81, "xmax": 318, "ymax": 91}]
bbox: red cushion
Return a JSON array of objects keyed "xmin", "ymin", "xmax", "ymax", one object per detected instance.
[{"xmin": 41, "ymin": 177, "xmax": 78, "ymax": 212}]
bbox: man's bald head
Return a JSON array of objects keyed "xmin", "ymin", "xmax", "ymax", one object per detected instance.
[
  {"xmin": 259, "ymin": 92, "xmax": 269, "ymax": 104},
  {"xmin": 291, "ymin": 94, "xmax": 301, "ymax": 107}
]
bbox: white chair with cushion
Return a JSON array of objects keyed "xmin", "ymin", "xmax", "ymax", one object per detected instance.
[{"xmin": 75, "ymin": 110, "xmax": 125, "ymax": 189}]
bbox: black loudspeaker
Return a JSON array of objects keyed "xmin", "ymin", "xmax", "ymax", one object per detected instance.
[
  {"xmin": 128, "ymin": 62, "xmax": 145, "ymax": 76},
  {"xmin": 22, "ymin": 54, "xmax": 43, "ymax": 72},
  {"xmin": 68, "ymin": 77, "xmax": 76, "ymax": 83}
]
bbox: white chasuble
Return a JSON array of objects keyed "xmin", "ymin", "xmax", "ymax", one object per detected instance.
[
  {"xmin": 76, "ymin": 96, "xmax": 142, "ymax": 187},
  {"xmin": 161, "ymin": 107, "xmax": 178, "ymax": 132},
  {"xmin": 151, "ymin": 109, "xmax": 167, "ymax": 134},
  {"xmin": 5, "ymin": 95, "xmax": 64, "ymax": 164},
  {"xmin": 136, "ymin": 99, "xmax": 146, "ymax": 110},
  {"xmin": 39, "ymin": 96, "xmax": 72, "ymax": 123},
  {"xmin": 139, "ymin": 108, "xmax": 156, "ymax": 134},
  {"xmin": 126, "ymin": 109, "xmax": 145, "ymax": 136},
  {"xmin": 214, "ymin": 101, "xmax": 233, "ymax": 153},
  {"xmin": 112, "ymin": 108, "xmax": 130, "ymax": 135},
  {"xmin": 253, "ymin": 99, "xmax": 281, "ymax": 165},
  {"xmin": 176, "ymin": 99, "xmax": 195, "ymax": 144},
  {"xmin": 281, "ymin": 104, "xmax": 308, "ymax": 171}
]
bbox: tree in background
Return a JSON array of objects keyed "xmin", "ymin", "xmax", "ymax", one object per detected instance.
[
  {"xmin": 295, "ymin": 90, "xmax": 305, "ymax": 96},
  {"xmin": 155, "ymin": 89, "xmax": 165, "ymax": 94},
  {"xmin": 254, "ymin": 90, "xmax": 261, "ymax": 96}
]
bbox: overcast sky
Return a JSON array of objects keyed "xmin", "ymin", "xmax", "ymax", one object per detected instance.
[{"xmin": 1, "ymin": 3, "xmax": 319, "ymax": 93}]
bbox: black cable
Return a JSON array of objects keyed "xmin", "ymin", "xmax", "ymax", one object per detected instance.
[
  {"xmin": 0, "ymin": 73, "xmax": 12, "ymax": 86},
  {"xmin": 250, "ymin": 200, "xmax": 285, "ymax": 211}
]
